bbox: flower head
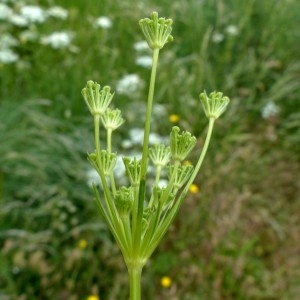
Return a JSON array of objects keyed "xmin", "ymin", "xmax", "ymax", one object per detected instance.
[
  {"xmin": 87, "ymin": 295, "xmax": 99, "ymax": 300},
  {"xmin": 168, "ymin": 164, "xmax": 194, "ymax": 190},
  {"xmin": 0, "ymin": 4, "xmax": 13, "ymax": 21},
  {"xmin": 169, "ymin": 114, "xmax": 180, "ymax": 123},
  {"xmin": 149, "ymin": 144, "xmax": 171, "ymax": 168},
  {"xmin": 0, "ymin": 49, "xmax": 19, "ymax": 64},
  {"xmin": 101, "ymin": 108, "xmax": 125, "ymax": 131},
  {"xmin": 88, "ymin": 151, "xmax": 117, "ymax": 176},
  {"xmin": 139, "ymin": 12, "xmax": 173, "ymax": 50},
  {"xmin": 170, "ymin": 127, "xmax": 197, "ymax": 162},
  {"xmin": 78, "ymin": 239, "xmax": 88, "ymax": 249},
  {"xmin": 20, "ymin": 5, "xmax": 46, "ymax": 23},
  {"xmin": 82, "ymin": 81, "xmax": 114, "ymax": 116},
  {"xmin": 261, "ymin": 101, "xmax": 280, "ymax": 119},
  {"xmin": 160, "ymin": 276, "xmax": 172, "ymax": 288},
  {"xmin": 40, "ymin": 31, "xmax": 74, "ymax": 49},
  {"xmin": 123, "ymin": 157, "xmax": 141, "ymax": 187},
  {"xmin": 116, "ymin": 74, "xmax": 144, "ymax": 97},
  {"xmin": 115, "ymin": 186, "xmax": 134, "ymax": 217},
  {"xmin": 189, "ymin": 183, "xmax": 200, "ymax": 194},
  {"xmin": 135, "ymin": 55, "xmax": 153, "ymax": 68},
  {"xmin": 226, "ymin": 25, "xmax": 239, "ymax": 36},
  {"xmin": 95, "ymin": 16, "xmax": 112, "ymax": 29},
  {"xmin": 47, "ymin": 6, "xmax": 68, "ymax": 20},
  {"xmin": 200, "ymin": 91, "xmax": 230, "ymax": 119}
]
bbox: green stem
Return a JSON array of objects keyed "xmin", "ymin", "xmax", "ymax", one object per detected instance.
[
  {"xmin": 129, "ymin": 266, "xmax": 142, "ymax": 300},
  {"xmin": 107, "ymin": 128, "xmax": 112, "ymax": 153},
  {"xmin": 94, "ymin": 115, "xmax": 129, "ymax": 254},
  {"xmin": 182, "ymin": 117, "xmax": 215, "ymax": 197},
  {"xmin": 140, "ymin": 48, "xmax": 160, "ymax": 179},
  {"xmin": 134, "ymin": 48, "xmax": 160, "ymax": 253}
]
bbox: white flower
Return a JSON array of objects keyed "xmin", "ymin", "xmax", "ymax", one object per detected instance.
[
  {"xmin": 134, "ymin": 40, "xmax": 149, "ymax": 51},
  {"xmin": 157, "ymin": 179, "xmax": 168, "ymax": 188},
  {"xmin": 211, "ymin": 32, "xmax": 224, "ymax": 43},
  {"xmin": 0, "ymin": 34, "xmax": 19, "ymax": 49},
  {"xmin": 129, "ymin": 128, "xmax": 144, "ymax": 145},
  {"xmin": 86, "ymin": 168, "xmax": 100, "ymax": 187},
  {"xmin": 116, "ymin": 74, "xmax": 144, "ymax": 96},
  {"xmin": 40, "ymin": 31, "xmax": 74, "ymax": 49},
  {"xmin": 20, "ymin": 5, "xmax": 46, "ymax": 23},
  {"xmin": 226, "ymin": 25, "xmax": 239, "ymax": 36},
  {"xmin": 95, "ymin": 16, "xmax": 112, "ymax": 29},
  {"xmin": 135, "ymin": 55, "xmax": 152, "ymax": 68},
  {"xmin": 149, "ymin": 133, "xmax": 168, "ymax": 145},
  {"xmin": 19, "ymin": 30, "xmax": 38, "ymax": 43},
  {"xmin": 47, "ymin": 6, "xmax": 68, "ymax": 20},
  {"xmin": 0, "ymin": 3, "xmax": 13, "ymax": 20},
  {"xmin": 0, "ymin": 49, "xmax": 19, "ymax": 64},
  {"xmin": 121, "ymin": 139, "xmax": 133, "ymax": 149},
  {"xmin": 125, "ymin": 128, "xmax": 167, "ymax": 147},
  {"xmin": 114, "ymin": 156, "xmax": 125, "ymax": 179},
  {"xmin": 261, "ymin": 102, "xmax": 280, "ymax": 119},
  {"xmin": 152, "ymin": 103, "xmax": 167, "ymax": 118},
  {"xmin": 9, "ymin": 14, "xmax": 28, "ymax": 27}
]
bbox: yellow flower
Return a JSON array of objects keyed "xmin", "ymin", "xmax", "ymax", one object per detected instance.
[
  {"xmin": 182, "ymin": 160, "xmax": 192, "ymax": 166},
  {"xmin": 87, "ymin": 295, "xmax": 99, "ymax": 300},
  {"xmin": 169, "ymin": 114, "xmax": 180, "ymax": 123},
  {"xmin": 160, "ymin": 276, "xmax": 172, "ymax": 288},
  {"xmin": 78, "ymin": 239, "xmax": 88, "ymax": 249},
  {"xmin": 189, "ymin": 183, "xmax": 200, "ymax": 194}
]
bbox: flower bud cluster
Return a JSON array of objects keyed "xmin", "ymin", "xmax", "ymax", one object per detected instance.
[
  {"xmin": 101, "ymin": 108, "xmax": 125, "ymax": 131},
  {"xmin": 139, "ymin": 11, "xmax": 173, "ymax": 50},
  {"xmin": 149, "ymin": 144, "xmax": 171, "ymax": 167},
  {"xmin": 200, "ymin": 91, "xmax": 230, "ymax": 119},
  {"xmin": 87, "ymin": 150, "xmax": 117, "ymax": 176},
  {"xmin": 170, "ymin": 127, "xmax": 197, "ymax": 162},
  {"xmin": 82, "ymin": 81, "xmax": 114, "ymax": 116},
  {"xmin": 123, "ymin": 157, "xmax": 141, "ymax": 187},
  {"xmin": 115, "ymin": 186, "xmax": 134, "ymax": 217},
  {"xmin": 168, "ymin": 164, "xmax": 193, "ymax": 190}
]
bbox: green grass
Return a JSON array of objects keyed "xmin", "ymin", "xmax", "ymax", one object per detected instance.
[{"xmin": 0, "ymin": 0, "xmax": 300, "ymax": 299}]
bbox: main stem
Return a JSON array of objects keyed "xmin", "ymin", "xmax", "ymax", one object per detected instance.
[
  {"xmin": 133, "ymin": 48, "xmax": 160, "ymax": 252},
  {"xmin": 140, "ymin": 47, "xmax": 160, "ymax": 178},
  {"xmin": 129, "ymin": 266, "xmax": 142, "ymax": 300},
  {"xmin": 130, "ymin": 47, "xmax": 160, "ymax": 300}
]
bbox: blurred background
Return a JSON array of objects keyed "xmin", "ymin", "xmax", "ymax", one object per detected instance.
[{"xmin": 0, "ymin": 0, "xmax": 299, "ymax": 299}]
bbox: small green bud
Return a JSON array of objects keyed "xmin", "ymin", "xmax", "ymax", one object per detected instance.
[
  {"xmin": 101, "ymin": 108, "xmax": 125, "ymax": 131},
  {"xmin": 100, "ymin": 150, "xmax": 117, "ymax": 176},
  {"xmin": 87, "ymin": 152, "xmax": 98, "ymax": 169},
  {"xmin": 123, "ymin": 157, "xmax": 141, "ymax": 187},
  {"xmin": 88, "ymin": 150, "xmax": 116, "ymax": 176},
  {"xmin": 139, "ymin": 11, "xmax": 173, "ymax": 50},
  {"xmin": 82, "ymin": 81, "xmax": 114, "ymax": 116},
  {"xmin": 168, "ymin": 164, "xmax": 194, "ymax": 190},
  {"xmin": 152, "ymin": 186, "xmax": 174, "ymax": 206},
  {"xmin": 149, "ymin": 144, "xmax": 171, "ymax": 167},
  {"xmin": 170, "ymin": 127, "xmax": 197, "ymax": 162},
  {"xmin": 143, "ymin": 206, "xmax": 156, "ymax": 220},
  {"xmin": 115, "ymin": 186, "xmax": 134, "ymax": 217},
  {"xmin": 199, "ymin": 91, "xmax": 230, "ymax": 119}
]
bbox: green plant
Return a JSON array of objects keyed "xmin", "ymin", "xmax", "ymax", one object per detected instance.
[{"xmin": 82, "ymin": 12, "xmax": 229, "ymax": 299}]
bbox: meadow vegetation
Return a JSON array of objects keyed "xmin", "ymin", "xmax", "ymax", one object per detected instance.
[{"xmin": 0, "ymin": 0, "xmax": 299, "ymax": 299}]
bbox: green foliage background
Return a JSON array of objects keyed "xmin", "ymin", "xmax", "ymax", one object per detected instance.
[{"xmin": 0, "ymin": 0, "xmax": 299, "ymax": 299}]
